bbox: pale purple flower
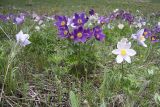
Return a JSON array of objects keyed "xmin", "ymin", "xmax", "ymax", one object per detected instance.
[
  {"xmin": 16, "ymin": 30, "xmax": 31, "ymax": 47},
  {"xmin": 132, "ymin": 29, "xmax": 147, "ymax": 47}
]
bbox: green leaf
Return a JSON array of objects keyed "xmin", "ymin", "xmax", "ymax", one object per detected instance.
[{"xmin": 69, "ymin": 91, "xmax": 80, "ymax": 107}]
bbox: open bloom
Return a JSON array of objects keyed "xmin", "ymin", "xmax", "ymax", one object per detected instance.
[
  {"xmin": 16, "ymin": 30, "xmax": 31, "ymax": 47},
  {"xmin": 112, "ymin": 38, "xmax": 136, "ymax": 63},
  {"xmin": 72, "ymin": 13, "xmax": 88, "ymax": 26},
  {"xmin": 118, "ymin": 23, "xmax": 124, "ymax": 29},
  {"xmin": 132, "ymin": 29, "xmax": 147, "ymax": 47}
]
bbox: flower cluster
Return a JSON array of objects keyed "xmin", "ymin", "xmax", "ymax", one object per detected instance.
[{"xmin": 54, "ymin": 10, "xmax": 106, "ymax": 43}]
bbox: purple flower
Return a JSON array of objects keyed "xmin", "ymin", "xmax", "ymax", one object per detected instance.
[
  {"xmin": 93, "ymin": 26, "xmax": 102, "ymax": 34},
  {"xmin": 55, "ymin": 16, "xmax": 67, "ymax": 28},
  {"xmin": 72, "ymin": 13, "xmax": 88, "ymax": 26},
  {"xmin": 89, "ymin": 9, "xmax": 95, "ymax": 16},
  {"xmin": 73, "ymin": 27, "xmax": 87, "ymax": 43},
  {"xmin": 150, "ymin": 35, "xmax": 159, "ymax": 43},
  {"xmin": 143, "ymin": 28, "xmax": 152, "ymax": 38},
  {"xmin": 93, "ymin": 26, "xmax": 105, "ymax": 41},
  {"xmin": 0, "ymin": 14, "xmax": 7, "ymax": 22},
  {"xmin": 122, "ymin": 12, "xmax": 134, "ymax": 24},
  {"xmin": 94, "ymin": 32, "xmax": 105, "ymax": 41},
  {"xmin": 58, "ymin": 26, "xmax": 69, "ymax": 38},
  {"xmin": 14, "ymin": 14, "xmax": 25, "ymax": 25},
  {"xmin": 84, "ymin": 28, "xmax": 93, "ymax": 39},
  {"xmin": 98, "ymin": 16, "xmax": 106, "ymax": 25}
]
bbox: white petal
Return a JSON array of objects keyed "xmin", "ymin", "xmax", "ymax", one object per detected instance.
[
  {"xmin": 126, "ymin": 49, "xmax": 136, "ymax": 56},
  {"xmin": 137, "ymin": 29, "xmax": 144, "ymax": 36},
  {"xmin": 131, "ymin": 34, "xmax": 137, "ymax": 40},
  {"xmin": 112, "ymin": 49, "xmax": 120, "ymax": 55},
  {"xmin": 124, "ymin": 56, "xmax": 131, "ymax": 63},
  {"xmin": 139, "ymin": 41, "xmax": 147, "ymax": 47},
  {"xmin": 116, "ymin": 55, "xmax": 123, "ymax": 63}
]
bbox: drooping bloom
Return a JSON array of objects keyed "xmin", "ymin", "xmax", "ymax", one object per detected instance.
[
  {"xmin": 72, "ymin": 13, "xmax": 88, "ymax": 26},
  {"xmin": 89, "ymin": 9, "xmax": 95, "ymax": 16},
  {"xmin": 112, "ymin": 38, "xmax": 136, "ymax": 63},
  {"xmin": 16, "ymin": 30, "xmax": 31, "ymax": 47},
  {"xmin": 132, "ymin": 29, "xmax": 147, "ymax": 47},
  {"xmin": 73, "ymin": 27, "xmax": 87, "ymax": 43}
]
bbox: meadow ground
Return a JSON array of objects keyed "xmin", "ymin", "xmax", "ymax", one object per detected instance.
[{"xmin": 0, "ymin": 0, "xmax": 160, "ymax": 107}]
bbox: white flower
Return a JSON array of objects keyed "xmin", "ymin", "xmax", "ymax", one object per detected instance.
[
  {"xmin": 16, "ymin": 30, "xmax": 31, "ymax": 47},
  {"xmin": 158, "ymin": 22, "xmax": 160, "ymax": 26},
  {"xmin": 113, "ymin": 9, "xmax": 119, "ymax": 13},
  {"xmin": 35, "ymin": 26, "xmax": 40, "ymax": 31},
  {"xmin": 132, "ymin": 29, "xmax": 147, "ymax": 47},
  {"xmin": 112, "ymin": 38, "xmax": 136, "ymax": 63},
  {"xmin": 118, "ymin": 23, "xmax": 124, "ymax": 29}
]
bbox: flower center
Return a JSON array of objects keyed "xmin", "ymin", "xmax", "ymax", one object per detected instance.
[
  {"xmin": 70, "ymin": 35, "xmax": 74, "ymax": 39},
  {"xmin": 61, "ymin": 21, "xmax": 66, "ymax": 26},
  {"xmin": 121, "ymin": 49, "xmax": 127, "ymax": 56},
  {"xmin": 140, "ymin": 35, "xmax": 145, "ymax": 41},
  {"xmin": 63, "ymin": 30, "xmax": 68, "ymax": 35},
  {"xmin": 151, "ymin": 36, "xmax": 156, "ymax": 41},
  {"xmin": 77, "ymin": 19, "xmax": 82, "ymax": 24},
  {"xmin": 77, "ymin": 32, "xmax": 82, "ymax": 38},
  {"xmin": 96, "ymin": 34, "xmax": 100, "ymax": 39},
  {"xmin": 143, "ymin": 32, "xmax": 148, "ymax": 36}
]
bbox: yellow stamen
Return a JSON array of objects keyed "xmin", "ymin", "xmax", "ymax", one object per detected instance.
[
  {"xmin": 70, "ymin": 35, "xmax": 74, "ymax": 39},
  {"xmin": 77, "ymin": 32, "xmax": 82, "ymax": 38},
  {"xmin": 140, "ymin": 35, "xmax": 145, "ymax": 41},
  {"xmin": 64, "ymin": 30, "xmax": 68, "ymax": 35},
  {"xmin": 121, "ymin": 49, "xmax": 127, "ymax": 56},
  {"xmin": 61, "ymin": 21, "xmax": 66, "ymax": 26},
  {"xmin": 151, "ymin": 37, "xmax": 156, "ymax": 41},
  {"xmin": 77, "ymin": 19, "xmax": 82, "ymax": 24},
  {"xmin": 143, "ymin": 32, "xmax": 148, "ymax": 36}
]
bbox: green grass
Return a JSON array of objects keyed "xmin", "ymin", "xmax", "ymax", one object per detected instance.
[{"xmin": 0, "ymin": 0, "xmax": 160, "ymax": 107}]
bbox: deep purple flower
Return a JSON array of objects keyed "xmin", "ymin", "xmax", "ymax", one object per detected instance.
[
  {"xmin": 89, "ymin": 9, "xmax": 95, "ymax": 16},
  {"xmin": 73, "ymin": 27, "xmax": 87, "ymax": 43},
  {"xmin": 93, "ymin": 26, "xmax": 105, "ymax": 41},
  {"xmin": 143, "ymin": 28, "xmax": 152, "ymax": 38},
  {"xmin": 94, "ymin": 32, "xmax": 105, "ymax": 41},
  {"xmin": 93, "ymin": 26, "xmax": 102, "ymax": 34},
  {"xmin": 84, "ymin": 28, "xmax": 93, "ymax": 39},
  {"xmin": 150, "ymin": 35, "xmax": 159, "ymax": 43},
  {"xmin": 0, "ymin": 14, "xmax": 7, "ymax": 22},
  {"xmin": 58, "ymin": 26, "xmax": 69, "ymax": 38},
  {"xmin": 55, "ymin": 16, "xmax": 67, "ymax": 28},
  {"xmin": 122, "ymin": 12, "xmax": 134, "ymax": 24},
  {"xmin": 72, "ymin": 13, "xmax": 88, "ymax": 26}
]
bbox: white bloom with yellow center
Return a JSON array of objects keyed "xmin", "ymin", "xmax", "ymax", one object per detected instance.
[
  {"xmin": 118, "ymin": 23, "xmax": 124, "ymax": 29},
  {"xmin": 112, "ymin": 38, "xmax": 136, "ymax": 63}
]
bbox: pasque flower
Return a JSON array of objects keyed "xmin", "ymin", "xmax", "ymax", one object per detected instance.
[
  {"xmin": 16, "ymin": 30, "xmax": 31, "ymax": 47},
  {"xmin": 72, "ymin": 13, "xmax": 88, "ymax": 26},
  {"xmin": 132, "ymin": 29, "xmax": 147, "ymax": 47},
  {"xmin": 112, "ymin": 38, "xmax": 136, "ymax": 63},
  {"xmin": 73, "ymin": 27, "xmax": 87, "ymax": 43}
]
